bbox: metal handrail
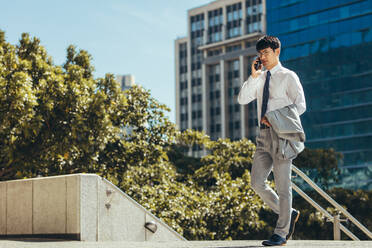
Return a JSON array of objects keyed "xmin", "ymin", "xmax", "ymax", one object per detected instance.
[
  {"xmin": 292, "ymin": 165, "xmax": 372, "ymax": 240},
  {"xmin": 292, "ymin": 183, "xmax": 359, "ymax": 240}
]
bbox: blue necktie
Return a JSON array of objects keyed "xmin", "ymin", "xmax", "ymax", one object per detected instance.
[{"xmin": 261, "ymin": 71, "xmax": 271, "ymax": 120}]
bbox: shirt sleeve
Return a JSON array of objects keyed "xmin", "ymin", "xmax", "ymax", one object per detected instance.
[
  {"xmin": 238, "ymin": 75, "xmax": 261, "ymax": 105},
  {"xmin": 286, "ymin": 72, "xmax": 306, "ymax": 115}
]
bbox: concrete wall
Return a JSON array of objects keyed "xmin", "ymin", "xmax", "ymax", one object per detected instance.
[
  {"xmin": 0, "ymin": 174, "xmax": 185, "ymax": 242},
  {"xmin": 0, "ymin": 182, "xmax": 5, "ymax": 235}
]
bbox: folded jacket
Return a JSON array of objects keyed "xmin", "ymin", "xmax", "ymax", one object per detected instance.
[{"xmin": 265, "ymin": 104, "xmax": 305, "ymax": 160}]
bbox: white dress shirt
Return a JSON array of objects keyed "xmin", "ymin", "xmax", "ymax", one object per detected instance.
[{"xmin": 238, "ymin": 62, "xmax": 306, "ymax": 125}]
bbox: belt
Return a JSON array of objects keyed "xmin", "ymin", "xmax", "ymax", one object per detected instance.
[{"xmin": 260, "ymin": 124, "xmax": 270, "ymax": 129}]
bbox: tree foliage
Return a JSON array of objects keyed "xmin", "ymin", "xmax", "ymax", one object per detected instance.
[
  {"xmin": 294, "ymin": 148, "xmax": 342, "ymax": 189},
  {"xmin": 121, "ymin": 132, "xmax": 269, "ymax": 240},
  {"xmin": 0, "ymin": 30, "xmax": 174, "ymax": 181}
]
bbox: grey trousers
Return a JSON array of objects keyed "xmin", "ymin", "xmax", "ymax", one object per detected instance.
[{"xmin": 251, "ymin": 128, "xmax": 293, "ymax": 238}]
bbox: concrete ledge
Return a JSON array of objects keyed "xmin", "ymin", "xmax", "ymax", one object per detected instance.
[
  {"xmin": 0, "ymin": 174, "xmax": 185, "ymax": 242},
  {"xmin": 0, "ymin": 182, "xmax": 6, "ymax": 235},
  {"xmin": 33, "ymin": 176, "xmax": 67, "ymax": 234},
  {"xmin": 0, "ymin": 234, "xmax": 80, "ymax": 240},
  {"xmin": 6, "ymin": 180, "xmax": 33, "ymax": 235}
]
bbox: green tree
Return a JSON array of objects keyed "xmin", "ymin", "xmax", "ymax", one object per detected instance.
[
  {"xmin": 294, "ymin": 148, "xmax": 342, "ymax": 189},
  {"xmin": 120, "ymin": 129, "xmax": 270, "ymax": 240},
  {"xmin": 0, "ymin": 31, "xmax": 174, "ymax": 181}
]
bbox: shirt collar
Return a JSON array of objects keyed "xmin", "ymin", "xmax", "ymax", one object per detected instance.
[{"xmin": 268, "ymin": 62, "xmax": 282, "ymax": 75}]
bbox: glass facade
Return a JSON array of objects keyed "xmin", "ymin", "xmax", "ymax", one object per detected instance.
[
  {"xmin": 267, "ymin": 0, "xmax": 372, "ymax": 189},
  {"xmin": 208, "ymin": 8, "xmax": 223, "ymax": 43},
  {"xmin": 246, "ymin": 0, "xmax": 264, "ymax": 33},
  {"xmin": 226, "ymin": 2, "xmax": 243, "ymax": 38}
]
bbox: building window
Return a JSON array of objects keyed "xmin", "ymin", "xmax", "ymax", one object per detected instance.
[
  {"xmin": 226, "ymin": 44, "xmax": 242, "ymax": 52},
  {"xmin": 208, "ymin": 8, "xmax": 223, "ymax": 43},
  {"xmin": 246, "ymin": 0, "xmax": 263, "ymax": 34},
  {"xmin": 208, "ymin": 48, "xmax": 222, "ymax": 57},
  {"xmin": 226, "ymin": 2, "xmax": 242, "ymax": 39},
  {"xmin": 216, "ymin": 124, "xmax": 221, "ymax": 132}
]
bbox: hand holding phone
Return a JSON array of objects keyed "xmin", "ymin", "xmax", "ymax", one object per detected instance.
[
  {"xmin": 254, "ymin": 58, "xmax": 262, "ymax": 71},
  {"xmin": 251, "ymin": 57, "xmax": 262, "ymax": 78}
]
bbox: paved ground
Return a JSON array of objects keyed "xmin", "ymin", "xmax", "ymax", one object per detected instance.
[{"xmin": 1, "ymin": 240, "xmax": 372, "ymax": 248}]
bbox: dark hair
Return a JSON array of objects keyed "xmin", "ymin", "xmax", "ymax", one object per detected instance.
[{"xmin": 256, "ymin": 35, "xmax": 281, "ymax": 51}]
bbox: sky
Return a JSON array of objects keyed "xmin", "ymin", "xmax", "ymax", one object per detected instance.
[{"xmin": 0, "ymin": 0, "xmax": 212, "ymax": 123}]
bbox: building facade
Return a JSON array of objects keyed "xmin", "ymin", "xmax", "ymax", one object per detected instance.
[
  {"xmin": 175, "ymin": 0, "xmax": 265, "ymax": 157},
  {"xmin": 175, "ymin": 0, "xmax": 372, "ymax": 189},
  {"xmin": 266, "ymin": 0, "xmax": 372, "ymax": 189},
  {"xmin": 116, "ymin": 74, "xmax": 136, "ymax": 136},
  {"xmin": 116, "ymin": 74, "xmax": 135, "ymax": 91}
]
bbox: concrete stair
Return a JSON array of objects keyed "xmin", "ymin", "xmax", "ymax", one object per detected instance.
[{"xmin": 0, "ymin": 174, "xmax": 184, "ymax": 242}]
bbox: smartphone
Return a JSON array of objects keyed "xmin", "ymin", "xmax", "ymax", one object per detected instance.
[{"xmin": 254, "ymin": 58, "xmax": 262, "ymax": 71}]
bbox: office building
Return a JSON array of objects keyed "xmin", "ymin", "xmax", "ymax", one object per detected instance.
[
  {"xmin": 117, "ymin": 74, "xmax": 136, "ymax": 136},
  {"xmin": 175, "ymin": 0, "xmax": 265, "ymax": 157},
  {"xmin": 266, "ymin": 0, "xmax": 372, "ymax": 189},
  {"xmin": 116, "ymin": 74, "xmax": 135, "ymax": 91},
  {"xmin": 176, "ymin": 0, "xmax": 372, "ymax": 189}
]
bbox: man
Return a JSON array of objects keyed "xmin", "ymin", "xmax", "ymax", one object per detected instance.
[{"xmin": 238, "ymin": 35, "xmax": 306, "ymax": 246}]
